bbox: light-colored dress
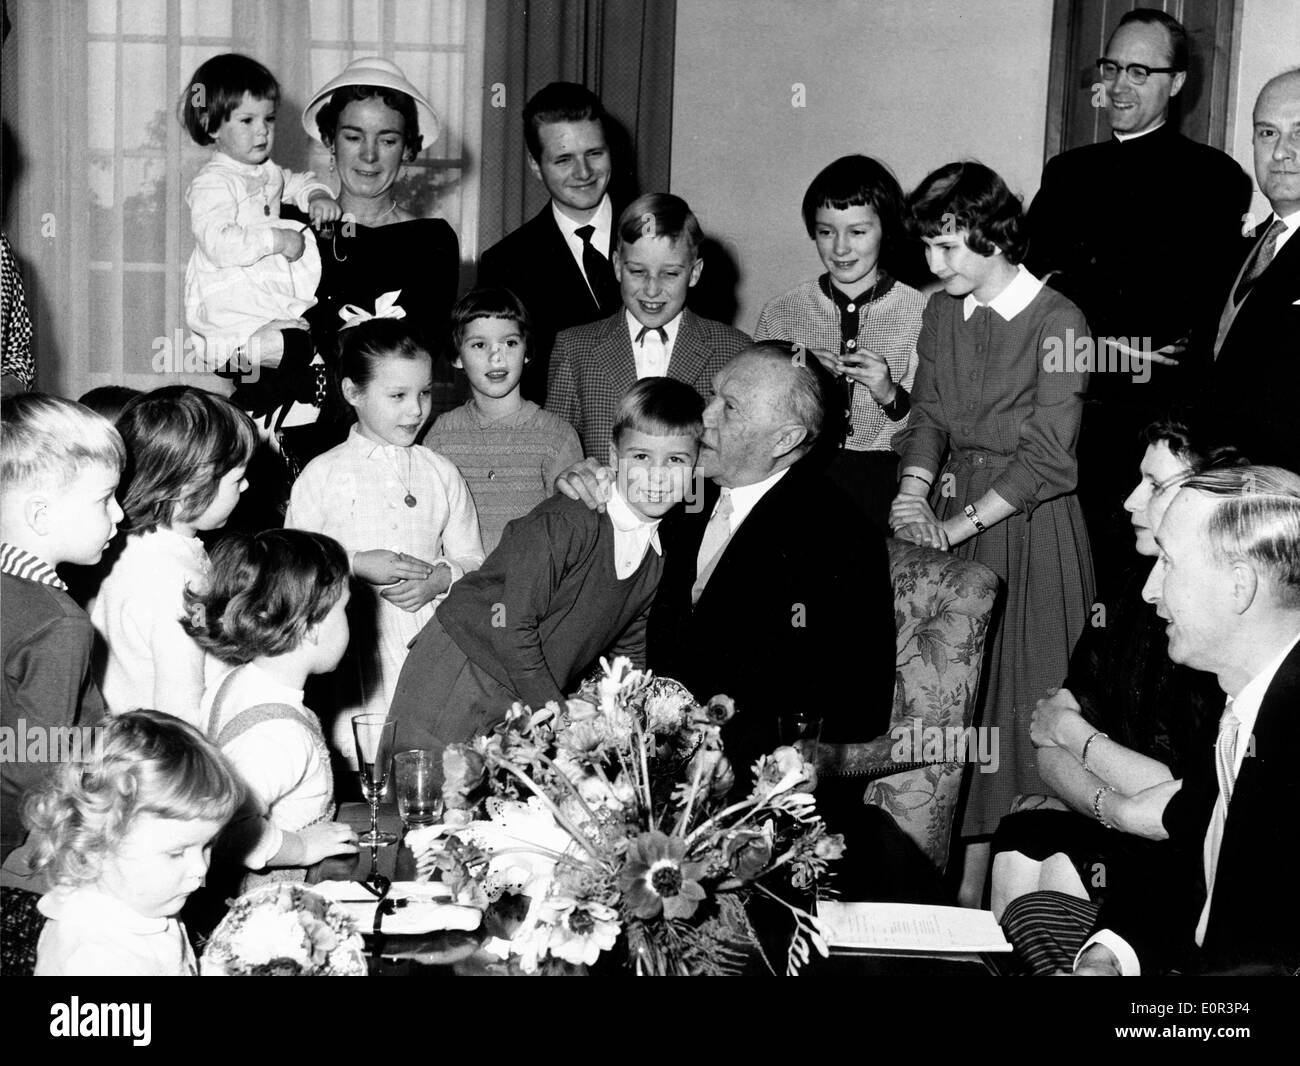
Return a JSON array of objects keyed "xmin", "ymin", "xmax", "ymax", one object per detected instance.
[
  {"xmin": 35, "ymin": 885, "xmax": 197, "ymax": 976},
  {"xmin": 285, "ymin": 426, "xmax": 485, "ymax": 764},
  {"xmin": 201, "ymin": 662, "xmax": 334, "ymax": 886},
  {"xmin": 896, "ymin": 266, "xmax": 1095, "ymax": 837},
  {"xmin": 184, "ymin": 151, "xmax": 327, "ymax": 359},
  {"xmin": 90, "ymin": 527, "xmax": 220, "ymax": 724}
]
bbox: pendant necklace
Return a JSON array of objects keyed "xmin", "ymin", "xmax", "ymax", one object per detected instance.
[{"xmin": 388, "ymin": 448, "xmax": 418, "ymax": 507}]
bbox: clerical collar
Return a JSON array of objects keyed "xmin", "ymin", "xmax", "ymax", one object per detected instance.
[
  {"xmin": 818, "ymin": 271, "xmax": 894, "ymax": 309},
  {"xmin": 1113, "ymin": 119, "xmax": 1167, "ymax": 143}
]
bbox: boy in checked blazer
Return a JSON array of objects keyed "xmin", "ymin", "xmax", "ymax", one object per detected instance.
[{"xmin": 546, "ymin": 194, "xmax": 751, "ymax": 458}]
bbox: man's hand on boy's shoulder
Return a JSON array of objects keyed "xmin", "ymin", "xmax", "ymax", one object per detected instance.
[{"xmin": 555, "ymin": 458, "xmax": 614, "ymax": 513}]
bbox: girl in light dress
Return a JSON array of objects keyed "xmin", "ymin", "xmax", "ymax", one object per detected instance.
[
  {"xmin": 25, "ymin": 710, "xmax": 241, "ymax": 976},
  {"xmin": 285, "ymin": 316, "xmax": 484, "ymax": 766},
  {"xmin": 182, "ymin": 529, "xmax": 358, "ymax": 892},
  {"xmin": 179, "ymin": 53, "xmax": 339, "ymax": 431},
  {"xmin": 91, "ymin": 387, "xmax": 256, "ymax": 724}
]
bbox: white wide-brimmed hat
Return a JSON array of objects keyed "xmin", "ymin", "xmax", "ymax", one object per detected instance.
[{"xmin": 301, "ymin": 56, "xmax": 440, "ymax": 150}]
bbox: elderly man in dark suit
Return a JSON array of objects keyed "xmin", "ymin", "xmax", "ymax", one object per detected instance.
[
  {"xmin": 477, "ymin": 82, "xmax": 623, "ymax": 405},
  {"xmin": 1209, "ymin": 68, "xmax": 1300, "ymax": 474},
  {"xmin": 1025, "ymin": 8, "xmax": 1252, "ymax": 598},
  {"xmin": 560, "ymin": 343, "xmax": 918, "ymax": 896},
  {"xmin": 1002, "ymin": 466, "xmax": 1300, "ymax": 975}
]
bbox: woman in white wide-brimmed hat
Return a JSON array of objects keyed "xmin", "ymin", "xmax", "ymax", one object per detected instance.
[{"xmin": 255, "ymin": 57, "xmax": 462, "ymax": 476}]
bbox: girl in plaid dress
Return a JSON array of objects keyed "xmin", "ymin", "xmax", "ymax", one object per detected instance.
[
  {"xmin": 891, "ymin": 163, "xmax": 1095, "ymax": 906},
  {"xmin": 286, "ymin": 318, "xmax": 484, "ymax": 768}
]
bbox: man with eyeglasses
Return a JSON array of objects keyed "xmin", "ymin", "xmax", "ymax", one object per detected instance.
[
  {"xmin": 1025, "ymin": 8, "xmax": 1250, "ymax": 604},
  {"xmin": 1208, "ymin": 68, "xmax": 1300, "ymax": 475}
]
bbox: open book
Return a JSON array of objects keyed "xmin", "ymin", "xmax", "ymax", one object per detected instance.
[{"xmin": 817, "ymin": 901, "xmax": 1013, "ymax": 955}]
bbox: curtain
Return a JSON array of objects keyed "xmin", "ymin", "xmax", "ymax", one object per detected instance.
[
  {"xmin": 477, "ymin": 0, "xmax": 676, "ymax": 256},
  {"xmin": 3, "ymin": 0, "xmax": 483, "ymax": 398}
]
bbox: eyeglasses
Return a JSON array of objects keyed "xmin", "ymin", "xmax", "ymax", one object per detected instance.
[{"xmin": 1096, "ymin": 59, "xmax": 1180, "ymax": 85}]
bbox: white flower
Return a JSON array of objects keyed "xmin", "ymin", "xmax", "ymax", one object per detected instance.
[{"xmin": 227, "ymin": 908, "xmax": 310, "ymax": 968}]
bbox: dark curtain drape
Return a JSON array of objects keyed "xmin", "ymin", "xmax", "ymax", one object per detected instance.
[{"xmin": 477, "ymin": 0, "xmax": 677, "ymax": 257}]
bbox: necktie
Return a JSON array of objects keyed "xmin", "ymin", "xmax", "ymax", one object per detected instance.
[
  {"xmin": 635, "ymin": 324, "xmax": 669, "ymax": 378},
  {"xmin": 691, "ymin": 489, "xmax": 734, "ymax": 604},
  {"xmin": 1197, "ymin": 703, "xmax": 1240, "ymax": 946},
  {"xmin": 1234, "ymin": 218, "xmax": 1287, "ymax": 305},
  {"xmin": 574, "ymin": 224, "xmax": 620, "ymax": 313}
]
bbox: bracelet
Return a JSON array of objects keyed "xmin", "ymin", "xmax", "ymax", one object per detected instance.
[
  {"xmin": 1080, "ymin": 730, "xmax": 1108, "ymax": 774},
  {"xmin": 963, "ymin": 503, "xmax": 986, "ymax": 533},
  {"xmin": 904, "ymin": 472, "xmax": 933, "ymax": 490},
  {"xmin": 1093, "ymin": 785, "xmax": 1117, "ymax": 829}
]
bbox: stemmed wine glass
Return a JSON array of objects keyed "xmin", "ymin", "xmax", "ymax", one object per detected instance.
[{"xmin": 352, "ymin": 713, "xmax": 397, "ymax": 847}]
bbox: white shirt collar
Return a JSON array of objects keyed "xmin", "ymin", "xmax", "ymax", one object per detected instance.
[
  {"xmin": 724, "ymin": 466, "xmax": 791, "ymax": 533},
  {"xmin": 625, "ymin": 308, "xmax": 684, "ymax": 349},
  {"xmin": 963, "ymin": 264, "xmax": 1044, "ymax": 322},
  {"xmin": 552, "ymin": 195, "xmax": 613, "ymax": 251},
  {"xmin": 1113, "ymin": 118, "xmax": 1166, "ymax": 143},
  {"xmin": 605, "ymin": 484, "xmax": 663, "ymax": 578},
  {"xmin": 1264, "ymin": 208, "xmax": 1300, "ymax": 258},
  {"xmin": 346, "ymin": 423, "xmax": 411, "ymax": 461},
  {"xmin": 1223, "ymin": 628, "xmax": 1300, "ymax": 774}
]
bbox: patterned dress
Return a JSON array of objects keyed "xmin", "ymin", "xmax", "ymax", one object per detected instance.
[{"xmin": 896, "ymin": 268, "xmax": 1095, "ymax": 836}]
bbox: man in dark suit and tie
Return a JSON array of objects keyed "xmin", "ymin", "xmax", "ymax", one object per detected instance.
[
  {"xmin": 1025, "ymin": 8, "xmax": 1252, "ymax": 597},
  {"xmin": 546, "ymin": 193, "xmax": 751, "ymax": 459},
  {"xmin": 1002, "ymin": 466, "xmax": 1300, "ymax": 975},
  {"xmin": 477, "ymin": 82, "xmax": 623, "ymax": 406},
  {"xmin": 1209, "ymin": 68, "xmax": 1300, "ymax": 474},
  {"xmin": 559, "ymin": 343, "xmax": 912, "ymax": 895}
]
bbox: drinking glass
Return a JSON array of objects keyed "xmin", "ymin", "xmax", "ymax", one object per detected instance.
[
  {"xmin": 780, "ymin": 713, "xmax": 823, "ymax": 764},
  {"xmin": 352, "ymin": 714, "xmax": 397, "ymax": 847},
  {"xmin": 394, "ymin": 749, "xmax": 441, "ymax": 829}
]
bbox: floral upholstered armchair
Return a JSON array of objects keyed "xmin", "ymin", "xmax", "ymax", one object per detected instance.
[{"xmin": 821, "ymin": 540, "xmax": 999, "ymax": 872}]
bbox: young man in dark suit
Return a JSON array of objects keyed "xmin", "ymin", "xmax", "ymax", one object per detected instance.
[
  {"xmin": 1209, "ymin": 68, "xmax": 1300, "ymax": 474},
  {"xmin": 1003, "ymin": 467, "xmax": 1300, "ymax": 975},
  {"xmin": 546, "ymin": 193, "xmax": 751, "ymax": 459},
  {"xmin": 477, "ymin": 82, "xmax": 623, "ymax": 405},
  {"xmin": 1025, "ymin": 8, "xmax": 1252, "ymax": 598}
]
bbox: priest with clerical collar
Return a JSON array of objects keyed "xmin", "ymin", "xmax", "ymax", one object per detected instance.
[{"xmin": 1023, "ymin": 7, "xmax": 1253, "ymax": 600}]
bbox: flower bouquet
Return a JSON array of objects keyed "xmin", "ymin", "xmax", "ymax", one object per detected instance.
[
  {"xmin": 409, "ymin": 657, "xmax": 844, "ymax": 976},
  {"xmin": 201, "ymin": 883, "xmax": 367, "ymax": 976}
]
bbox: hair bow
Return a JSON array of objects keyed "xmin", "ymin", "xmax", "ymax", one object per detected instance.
[{"xmin": 338, "ymin": 290, "xmax": 407, "ymax": 330}]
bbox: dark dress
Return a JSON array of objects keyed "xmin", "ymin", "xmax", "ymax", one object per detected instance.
[
  {"xmin": 991, "ymin": 563, "xmax": 1223, "ymax": 902},
  {"xmin": 895, "ymin": 276, "xmax": 1095, "ymax": 837},
  {"xmin": 226, "ymin": 214, "xmax": 461, "ymax": 530}
]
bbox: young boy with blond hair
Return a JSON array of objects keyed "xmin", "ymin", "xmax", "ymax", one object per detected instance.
[
  {"xmin": 546, "ymin": 193, "xmax": 750, "ymax": 458},
  {"xmin": 0, "ymin": 394, "xmax": 125, "ymax": 971}
]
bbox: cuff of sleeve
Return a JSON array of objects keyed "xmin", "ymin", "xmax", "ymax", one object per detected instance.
[
  {"xmin": 432, "ymin": 558, "xmax": 462, "ymax": 594},
  {"xmin": 1078, "ymin": 930, "xmax": 1141, "ymax": 976},
  {"xmin": 990, "ymin": 473, "xmax": 1031, "ymax": 515},
  {"xmin": 293, "ymin": 181, "xmax": 334, "ymax": 211},
  {"xmin": 247, "ymin": 823, "xmax": 285, "ymax": 870}
]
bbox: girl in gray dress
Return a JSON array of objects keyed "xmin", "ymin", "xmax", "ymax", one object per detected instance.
[{"xmin": 891, "ymin": 162, "xmax": 1095, "ymax": 907}]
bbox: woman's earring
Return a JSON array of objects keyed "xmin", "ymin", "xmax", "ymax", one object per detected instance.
[{"xmin": 329, "ymin": 153, "xmax": 336, "ymax": 173}]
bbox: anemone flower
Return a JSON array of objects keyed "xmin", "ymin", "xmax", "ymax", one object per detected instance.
[{"xmin": 618, "ymin": 831, "xmax": 707, "ymax": 921}]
